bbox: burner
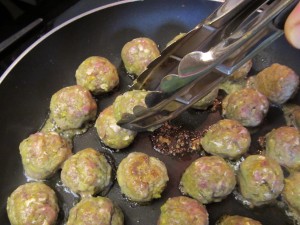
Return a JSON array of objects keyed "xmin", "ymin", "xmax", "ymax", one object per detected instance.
[{"xmin": 0, "ymin": 0, "xmax": 80, "ymax": 75}]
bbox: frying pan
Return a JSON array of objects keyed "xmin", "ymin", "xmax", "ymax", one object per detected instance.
[{"xmin": 0, "ymin": 0, "xmax": 299, "ymax": 224}]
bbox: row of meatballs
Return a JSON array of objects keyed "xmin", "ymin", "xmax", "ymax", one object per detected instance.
[
  {"xmin": 6, "ymin": 34, "xmax": 300, "ymax": 225},
  {"xmin": 8, "ymin": 148, "xmax": 300, "ymax": 225},
  {"xmin": 6, "ymin": 37, "xmax": 160, "ymax": 225}
]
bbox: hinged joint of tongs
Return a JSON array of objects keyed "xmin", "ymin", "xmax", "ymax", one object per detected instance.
[{"xmin": 118, "ymin": 0, "xmax": 299, "ymax": 131}]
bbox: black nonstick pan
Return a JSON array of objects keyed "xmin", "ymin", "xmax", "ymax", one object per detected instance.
[{"xmin": 1, "ymin": 0, "xmax": 300, "ymax": 224}]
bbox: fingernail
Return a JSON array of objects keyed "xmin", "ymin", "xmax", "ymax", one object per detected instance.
[{"xmin": 289, "ymin": 24, "xmax": 300, "ymax": 49}]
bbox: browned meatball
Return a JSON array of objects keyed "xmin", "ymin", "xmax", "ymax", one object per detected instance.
[
  {"xmin": 19, "ymin": 131, "xmax": 72, "ymax": 179},
  {"xmin": 217, "ymin": 215, "xmax": 262, "ymax": 225},
  {"xmin": 201, "ymin": 119, "xmax": 251, "ymax": 160},
  {"xmin": 180, "ymin": 156, "xmax": 236, "ymax": 204},
  {"xmin": 265, "ymin": 126, "xmax": 300, "ymax": 171},
  {"xmin": 75, "ymin": 56, "xmax": 119, "ymax": 94},
  {"xmin": 66, "ymin": 196, "xmax": 124, "ymax": 225},
  {"xmin": 117, "ymin": 152, "xmax": 169, "ymax": 202},
  {"xmin": 121, "ymin": 37, "xmax": 160, "ymax": 76},
  {"xmin": 7, "ymin": 182, "xmax": 59, "ymax": 225},
  {"xmin": 237, "ymin": 155, "xmax": 284, "ymax": 207},
  {"xmin": 249, "ymin": 63, "xmax": 299, "ymax": 105},
  {"xmin": 157, "ymin": 196, "xmax": 208, "ymax": 225},
  {"xmin": 95, "ymin": 106, "xmax": 137, "ymax": 150},
  {"xmin": 49, "ymin": 85, "xmax": 97, "ymax": 130},
  {"xmin": 61, "ymin": 148, "xmax": 112, "ymax": 197},
  {"xmin": 222, "ymin": 88, "xmax": 269, "ymax": 127}
]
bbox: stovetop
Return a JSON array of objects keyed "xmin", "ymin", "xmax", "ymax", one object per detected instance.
[{"xmin": 0, "ymin": 0, "xmax": 118, "ymax": 76}]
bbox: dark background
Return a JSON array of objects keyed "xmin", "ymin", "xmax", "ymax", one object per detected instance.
[{"xmin": 0, "ymin": 0, "xmax": 119, "ymax": 75}]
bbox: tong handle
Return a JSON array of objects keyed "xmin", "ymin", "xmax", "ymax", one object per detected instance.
[
  {"xmin": 132, "ymin": 0, "xmax": 256, "ymax": 91},
  {"xmin": 205, "ymin": 0, "xmax": 258, "ymax": 26},
  {"xmin": 119, "ymin": 0, "xmax": 299, "ymax": 131},
  {"xmin": 179, "ymin": 0, "xmax": 298, "ymax": 78}
]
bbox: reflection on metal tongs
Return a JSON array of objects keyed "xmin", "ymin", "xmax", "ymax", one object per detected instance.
[{"xmin": 119, "ymin": 0, "xmax": 299, "ymax": 131}]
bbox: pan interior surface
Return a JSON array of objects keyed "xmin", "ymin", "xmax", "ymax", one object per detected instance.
[{"xmin": 0, "ymin": 0, "xmax": 299, "ymax": 224}]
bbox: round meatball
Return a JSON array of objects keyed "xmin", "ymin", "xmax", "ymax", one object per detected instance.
[
  {"xmin": 230, "ymin": 60, "xmax": 253, "ymax": 80},
  {"xmin": 75, "ymin": 56, "xmax": 119, "ymax": 94},
  {"xmin": 67, "ymin": 196, "xmax": 124, "ymax": 225},
  {"xmin": 283, "ymin": 104, "xmax": 300, "ymax": 130},
  {"xmin": 201, "ymin": 119, "xmax": 251, "ymax": 160},
  {"xmin": 112, "ymin": 90, "xmax": 148, "ymax": 122},
  {"xmin": 49, "ymin": 85, "xmax": 97, "ymax": 130},
  {"xmin": 7, "ymin": 182, "xmax": 59, "ymax": 225},
  {"xmin": 19, "ymin": 132, "xmax": 72, "ymax": 180},
  {"xmin": 117, "ymin": 152, "xmax": 169, "ymax": 202},
  {"xmin": 192, "ymin": 87, "xmax": 219, "ymax": 110},
  {"xmin": 250, "ymin": 63, "xmax": 299, "ymax": 104},
  {"xmin": 180, "ymin": 156, "xmax": 236, "ymax": 204},
  {"xmin": 219, "ymin": 79, "xmax": 247, "ymax": 95},
  {"xmin": 237, "ymin": 155, "xmax": 284, "ymax": 207},
  {"xmin": 121, "ymin": 37, "xmax": 160, "ymax": 76},
  {"xmin": 157, "ymin": 196, "xmax": 208, "ymax": 225},
  {"xmin": 265, "ymin": 126, "xmax": 300, "ymax": 171},
  {"xmin": 61, "ymin": 148, "xmax": 112, "ymax": 197},
  {"xmin": 95, "ymin": 106, "xmax": 137, "ymax": 150},
  {"xmin": 222, "ymin": 88, "xmax": 269, "ymax": 127},
  {"xmin": 217, "ymin": 215, "xmax": 262, "ymax": 225},
  {"xmin": 282, "ymin": 172, "xmax": 300, "ymax": 217}
]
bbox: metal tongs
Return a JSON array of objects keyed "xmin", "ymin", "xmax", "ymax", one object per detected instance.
[{"xmin": 119, "ymin": 0, "xmax": 299, "ymax": 131}]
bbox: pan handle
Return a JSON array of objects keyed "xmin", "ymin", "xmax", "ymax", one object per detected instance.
[{"xmin": 0, "ymin": 18, "xmax": 43, "ymax": 54}]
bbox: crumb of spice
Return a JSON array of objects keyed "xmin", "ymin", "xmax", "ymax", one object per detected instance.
[
  {"xmin": 210, "ymin": 98, "xmax": 222, "ymax": 112},
  {"xmin": 150, "ymin": 122, "xmax": 202, "ymax": 156},
  {"xmin": 258, "ymin": 136, "xmax": 266, "ymax": 148}
]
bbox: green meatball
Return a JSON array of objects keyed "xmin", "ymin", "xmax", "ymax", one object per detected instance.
[
  {"xmin": 117, "ymin": 152, "xmax": 169, "ymax": 202},
  {"xmin": 282, "ymin": 172, "xmax": 300, "ymax": 218},
  {"xmin": 219, "ymin": 79, "xmax": 247, "ymax": 95},
  {"xmin": 157, "ymin": 196, "xmax": 208, "ymax": 225},
  {"xmin": 19, "ymin": 132, "xmax": 72, "ymax": 180},
  {"xmin": 121, "ymin": 37, "xmax": 160, "ymax": 76},
  {"xmin": 201, "ymin": 119, "xmax": 251, "ymax": 160},
  {"xmin": 180, "ymin": 156, "xmax": 236, "ymax": 204},
  {"xmin": 75, "ymin": 56, "xmax": 119, "ymax": 94},
  {"xmin": 222, "ymin": 88, "xmax": 269, "ymax": 127},
  {"xmin": 67, "ymin": 196, "xmax": 124, "ymax": 225},
  {"xmin": 217, "ymin": 215, "xmax": 262, "ymax": 225},
  {"xmin": 265, "ymin": 126, "xmax": 300, "ymax": 171},
  {"xmin": 219, "ymin": 60, "xmax": 252, "ymax": 95},
  {"xmin": 112, "ymin": 90, "xmax": 148, "ymax": 122},
  {"xmin": 237, "ymin": 155, "xmax": 284, "ymax": 207},
  {"xmin": 49, "ymin": 85, "xmax": 97, "ymax": 130},
  {"xmin": 192, "ymin": 87, "xmax": 219, "ymax": 110},
  {"xmin": 95, "ymin": 106, "xmax": 136, "ymax": 150},
  {"xmin": 61, "ymin": 148, "xmax": 112, "ymax": 197},
  {"xmin": 249, "ymin": 63, "xmax": 299, "ymax": 105},
  {"xmin": 7, "ymin": 182, "xmax": 59, "ymax": 225}
]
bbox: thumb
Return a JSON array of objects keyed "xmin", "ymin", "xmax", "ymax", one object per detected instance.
[{"xmin": 284, "ymin": 2, "xmax": 300, "ymax": 49}]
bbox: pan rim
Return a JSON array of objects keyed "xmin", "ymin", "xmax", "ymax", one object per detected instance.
[{"xmin": 0, "ymin": 0, "xmax": 142, "ymax": 85}]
